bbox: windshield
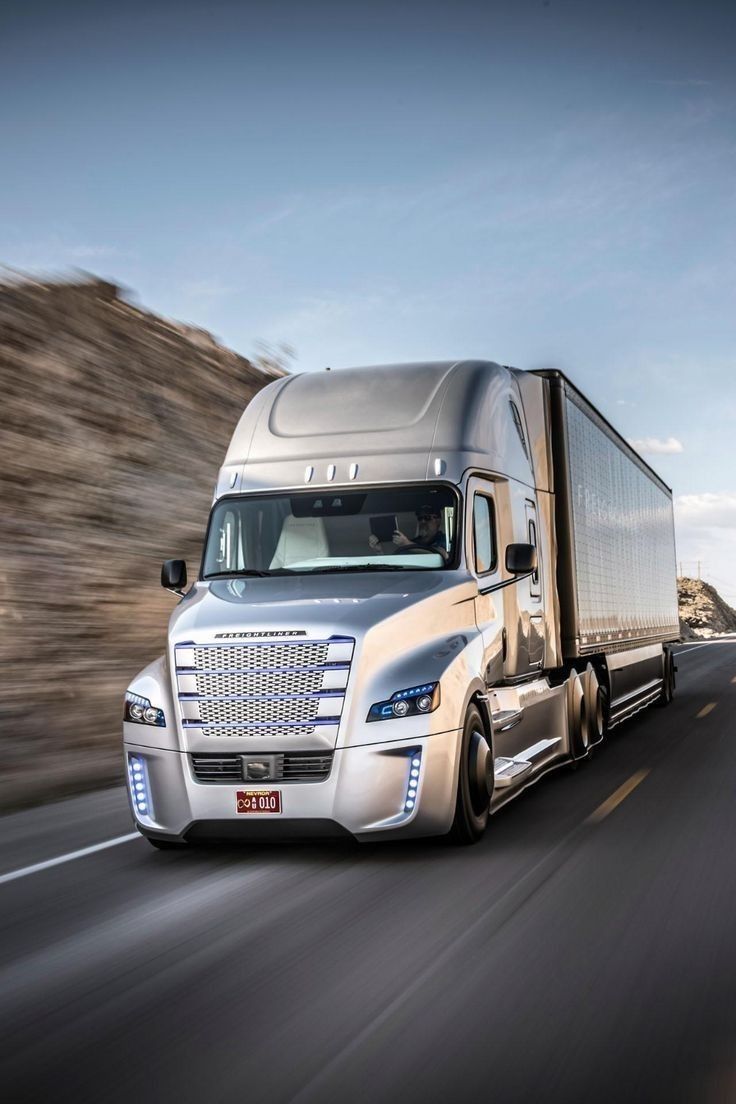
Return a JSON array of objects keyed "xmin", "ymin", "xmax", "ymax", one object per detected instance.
[{"xmin": 202, "ymin": 485, "xmax": 459, "ymax": 577}]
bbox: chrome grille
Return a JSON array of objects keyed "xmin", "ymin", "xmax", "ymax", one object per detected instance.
[
  {"xmin": 198, "ymin": 697, "xmax": 338, "ymax": 725},
  {"xmin": 176, "ymin": 636, "xmax": 354, "ymax": 739},
  {"xmin": 195, "ymin": 669, "xmax": 327, "ymax": 697},
  {"xmin": 193, "ymin": 643, "xmax": 330, "ymax": 670},
  {"xmin": 191, "ymin": 756, "xmax": 242, "ymax": 782},
  {"xmin": 281, "ymin": 755, "xmax": 333, "ymax": 780},
  {"xmin": 191, "ymin": 752, "xmax": 333, "ymax": 783},
  {"xmin": 202, "ymin": 725, "xmax": 316, "ymax": 740}
]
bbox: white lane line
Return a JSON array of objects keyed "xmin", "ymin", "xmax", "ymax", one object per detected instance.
[
  {"xmin": 0, "ymin": 833, "xmax": 140, "ymax": 887},
  {"xmin": 675, "ymin": 641, "xmax": 736, "ymax": 655}
]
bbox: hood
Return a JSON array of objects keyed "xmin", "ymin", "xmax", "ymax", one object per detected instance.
[{"xmin": 169, "ymin": 570, "xmax": 475, "ymax": 644}]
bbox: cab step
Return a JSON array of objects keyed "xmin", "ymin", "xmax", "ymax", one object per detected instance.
[
  {"xmin": 493, "ymin": 738, "xmax": 561, "ymax": 788},
  {"xmin": 492, "ymin": 708, "xmax": 524, "ymax": 733},
  {"xmin": 486, "ymin": 688, "xmax": 525, "ymax": 733},
  {"xmin": 493, "ymin": 758, "xmax": 533, "ymax": 787}
]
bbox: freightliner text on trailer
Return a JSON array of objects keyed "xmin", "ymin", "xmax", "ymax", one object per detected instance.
[{"xmin": 123, "ymin": 361, "xmax": 679, "ymax": 846}]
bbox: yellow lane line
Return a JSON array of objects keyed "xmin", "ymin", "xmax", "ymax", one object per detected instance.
[
  {"xmin": 696, "ymin": 702, "xmax": 718, "ymax": 719},
  {"xmin": 586, "ymin": 769, "xmax": 650, "ymax": 825}
]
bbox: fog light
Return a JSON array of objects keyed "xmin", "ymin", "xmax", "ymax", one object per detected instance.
[
  {"xmin": 404, "ymin": 748, "xmax": 422, "ymax": 814},
  {"xmin": 127, "ymin": 754, "xmax": 153, "ymax": 820}
]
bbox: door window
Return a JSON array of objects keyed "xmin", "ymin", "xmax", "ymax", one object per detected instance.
[{"xmin": 473, "ymin": 495, "xmax": 497, "ymax": 575}]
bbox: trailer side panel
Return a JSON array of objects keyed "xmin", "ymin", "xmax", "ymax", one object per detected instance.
[{"xmin": 540, "ymin": 373, "xmax": 679, "ymax": 658}]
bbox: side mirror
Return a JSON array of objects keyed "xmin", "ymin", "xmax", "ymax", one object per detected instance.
[
  {"xmin": 161, "ymin": 559, "xmax": 187, "ymax": 593},
  {"xmin": 505, "ymin": 543, "xmax": 537, "ymax": 575}
]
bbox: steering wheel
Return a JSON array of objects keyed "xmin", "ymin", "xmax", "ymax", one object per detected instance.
[{"xmin": 394, "ymin": 543, "xmax": 433, "ymax": 554}]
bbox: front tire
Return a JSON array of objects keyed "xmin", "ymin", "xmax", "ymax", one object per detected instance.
[{"xmin": 449, "ymin": 705, "xmax": 492, "ymax": 845}]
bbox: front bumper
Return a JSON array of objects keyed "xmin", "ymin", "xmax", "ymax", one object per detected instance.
[{"xmin": 124, "ymin": 729, "xmax": 461, "ymax": 843}]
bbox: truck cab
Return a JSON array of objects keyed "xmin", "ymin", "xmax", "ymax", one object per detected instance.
[{"xmin": 123, "ymin": 360, "xmax": 678, "ymax": 846}]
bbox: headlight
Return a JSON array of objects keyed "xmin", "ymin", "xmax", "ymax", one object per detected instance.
[
  {"xmin": 367, "ymin": 682, "xmax": 440, "ymax": 722},
  {"xmin": 124, "ymin": 691, "xmax": 165, "ymax": 727}
]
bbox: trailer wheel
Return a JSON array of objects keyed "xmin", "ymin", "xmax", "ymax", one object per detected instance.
[
  {"xmin": 657, "ymin": 649, "xmax": 675, "ymax": 707},
  {"xmin": 449, "ymin": 705, "xmax": 491, "ymax": 845}
]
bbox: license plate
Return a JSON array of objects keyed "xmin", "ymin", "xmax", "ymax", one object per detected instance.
[{"xmin": 236, "ymin": 790, "xmax": 282, "ymax": 814}]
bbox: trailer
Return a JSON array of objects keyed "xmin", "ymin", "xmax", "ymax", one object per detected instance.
[
  {"xmin": 537, "ymin": 370, "xmax": 679, "ymax": 728},
  {"xmin": 123, "ymin": 360, "xmax": 679, "ymax": 846}
]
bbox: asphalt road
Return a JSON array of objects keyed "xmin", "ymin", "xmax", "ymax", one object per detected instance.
[{"xmin": 2, "ymin": 641, "xmax": 735, "ymax": 1104}]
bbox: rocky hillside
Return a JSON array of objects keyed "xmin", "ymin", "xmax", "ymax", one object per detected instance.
[
  {"xmin": 678, "ymin": 577, "xmax": 736, "ymax": 639},
  {"xmin": 0, "ymin": 273, "xmax": 283, "ymax": 810}
]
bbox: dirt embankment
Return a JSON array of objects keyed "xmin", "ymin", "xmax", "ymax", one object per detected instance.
[
  {"xmin": 678, "ymin": 577, "xmax": 736, "ymax": 639},
  {"xmin": 0, "ymin": 274, "xmax": 283, "ymax": 811}
]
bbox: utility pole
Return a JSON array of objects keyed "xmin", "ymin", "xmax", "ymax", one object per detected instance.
[{"xmin": 697, "ymin": 560, "xmax": 701, "ymax": 580}]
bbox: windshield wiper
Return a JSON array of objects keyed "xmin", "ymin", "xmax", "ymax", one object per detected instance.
[
  {"xmin": 205, "ymin": 569, "xmax": 274, "ymax": 579},
  {"xmin": 299, "ymin": 563, "xmax": 419, "ymax": 574}
]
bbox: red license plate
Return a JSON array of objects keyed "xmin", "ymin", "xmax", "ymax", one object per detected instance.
[{"xmin": 236, "ymin": 790, "xmax": 282, "ymax": 814}]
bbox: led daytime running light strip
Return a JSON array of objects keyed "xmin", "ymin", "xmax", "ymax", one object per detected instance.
[
  {"xmin": 128, "ymin": 754, "xmax": 153, "ymax": 819},
  {"xmin": 404, "ymin": 750, "xmax": 422, "ymax": 813}
]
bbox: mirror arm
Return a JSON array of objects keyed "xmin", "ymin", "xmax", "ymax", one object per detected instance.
[{"xmin": 478, "ymin": 570, "xmax": 535, "ymax": 596}]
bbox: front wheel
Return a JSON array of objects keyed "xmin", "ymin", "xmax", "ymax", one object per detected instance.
[{"xmin": 449, "ymin": 705, "xmax": 492, "ymax": 845}]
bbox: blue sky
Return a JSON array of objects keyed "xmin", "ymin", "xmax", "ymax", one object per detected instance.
[{"xmin": 2, "ymin": 0, "xmax": 735, "ymax": 597}]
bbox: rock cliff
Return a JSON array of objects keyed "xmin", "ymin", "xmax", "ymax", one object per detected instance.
[
  {"xmin": 0, "ymin": 273, "xmax": 283, "ymax": 809},
  {"xmin": 678, "ymin": 577, "xmax": 736, "ymax": 639}
]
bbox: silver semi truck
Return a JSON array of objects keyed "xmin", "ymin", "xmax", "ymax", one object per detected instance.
[{"xmin": 123, "ymin": 361, "xmax": 679, "ymax": 846}]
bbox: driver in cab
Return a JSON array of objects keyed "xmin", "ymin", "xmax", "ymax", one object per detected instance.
[{"xmin": 369, "ymin": 506, "xmax": 449, "ymax": 562}]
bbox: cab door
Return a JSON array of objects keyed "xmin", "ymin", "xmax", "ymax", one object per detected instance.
[
  {"xmin": 524, "ymin": 499, "xmax": 545, "ymax": 669},
  {"xmin": 468, "ymin": 476, "xmax": 532, "ymax": 761},
  {"xmin": 467, "ymin": 477, "xmax": 504, "ymax": 690}
]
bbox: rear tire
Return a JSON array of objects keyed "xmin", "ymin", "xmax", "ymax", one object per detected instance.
[
  {"xmin": 568, "ymin": 671, "xmax": 590, "ymax": 763},
  {"xmin": 582, "ymin": 664, "xmax": 606, "ymax": 751},
  {"xmin": 449, "ymin": 705, "xmax": 492, "ymax": 845},
  {"xmin": 657, "ymin": 648, "xmax": 675, "ymax": 707}
]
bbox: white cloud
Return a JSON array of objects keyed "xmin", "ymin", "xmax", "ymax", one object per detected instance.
[
  {"xmin": 628, "ymin": 436, "xmax": 684, "ymax": 455},
  {"xmin": 673, "ymin": 494, "xmax": 736, "ymax": 600},
  {"xmin": 675, "ymin": 492, "xmax": 736, "ymax": 529}
]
